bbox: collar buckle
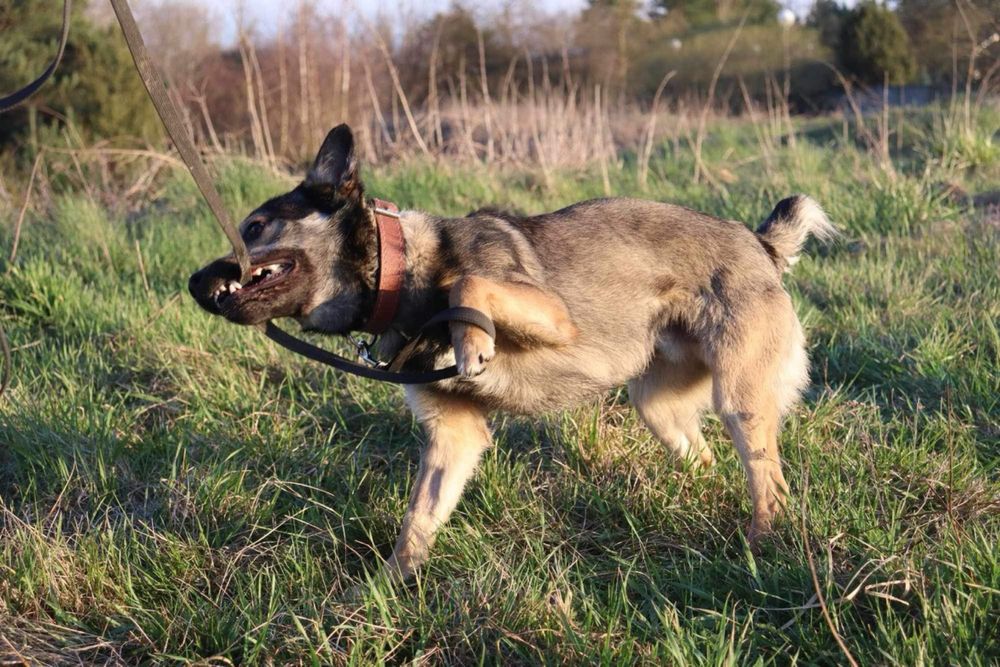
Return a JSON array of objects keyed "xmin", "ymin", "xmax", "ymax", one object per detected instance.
[{"xmin": 373, "ymin": 205, "xmax": 400, "ymax": 219}]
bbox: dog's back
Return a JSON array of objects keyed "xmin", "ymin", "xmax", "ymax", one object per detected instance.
[{"xmin": 430, "ymin": 196, "xmax": 830, "ymax": 413}]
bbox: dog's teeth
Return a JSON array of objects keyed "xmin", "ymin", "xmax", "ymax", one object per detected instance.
[
  {"xmin": 252, "ymin": 267, "xmax": 264, "ymax": 277},
  {"xmin": 232, "ymin": 281, "xmax": 242, "ymax": 290}
]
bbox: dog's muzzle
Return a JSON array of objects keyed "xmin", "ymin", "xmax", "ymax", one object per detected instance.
[{"xmin": 188, "ymin": 250, "xmax": 306, "ymax": 324}]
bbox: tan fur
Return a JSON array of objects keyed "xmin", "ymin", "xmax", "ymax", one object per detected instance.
[
  {"xmin": 628, "ymin": 347, "xmax": 715, "ymax": 468},
  {"xmin": 372, "ymin": 200, "xmax": 830, "ymax": 577},
  {"xmin": 386, "ymin": 388, "xmax": 492, "ymax": 580}
]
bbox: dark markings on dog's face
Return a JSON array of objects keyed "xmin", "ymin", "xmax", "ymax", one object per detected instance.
[{"xmin": 188, "ymin": 124, "xmax": 379, "ymax": 330}]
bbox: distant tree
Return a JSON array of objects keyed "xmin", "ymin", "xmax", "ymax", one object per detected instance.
[
  {"xmin": 587, "ymin": 0, "xmax": 639, "ymax": 6},
  {"xmin": 396, "ymin": 6, "xmax": 517, "ymax": 105},
  {"xmin": 807, "ymin": 0, "xmax": 848, "ymax": 51},
  {"xmin": 135, "ymin": 0, "xmax": 219, "ymax": 88},
  {"xmin": 652, "ymin": 0, "xmax": 781, "ymax": 28},
  {"xmin": 896, "ymin": 0, "xmax": 1000, "ymax": 85},
  {"xmin": 0, "ymin": 0, "xmax": 160, "ymax": 151},
  {"xmin": 576, "ymin": 0, "xmax": 645, "ymax": 96},
  {"xmin": 839, "ymin": 1, "xmax": 916, "ymax": 85}
]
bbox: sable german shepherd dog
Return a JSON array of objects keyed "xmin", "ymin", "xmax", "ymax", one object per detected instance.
[{"xmin": 189, "ymin": 124, "xmax": 835, "ymax": 581}]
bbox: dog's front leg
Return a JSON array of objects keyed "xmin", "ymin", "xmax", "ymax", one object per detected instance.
[
  {"xmin": 449, "ymin": 276, "xmax": 577, "ymax": 376},
  {"xmin": 384, "ymin": 387, "xmax": 492, "ymax": 581}
]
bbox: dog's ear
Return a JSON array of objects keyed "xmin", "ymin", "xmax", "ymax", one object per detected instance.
[{"xmin": 306, "ymin": 124, "xmax": 362, "ymax": 200}]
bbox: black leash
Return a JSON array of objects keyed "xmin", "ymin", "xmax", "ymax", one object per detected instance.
[
  {"xmin": 0, "ymin": 0, "xmax": 494, "ymax": 389},
  {"xmin": 264, "ymin": 306, "xmax": 496, "ymax": 384}
]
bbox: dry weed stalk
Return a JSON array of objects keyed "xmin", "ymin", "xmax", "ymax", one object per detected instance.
[
  {"xmin": 366, "ymin": 17, "xmax": 431, "ymax": 159},
  {"xmin": 238, "ymin": 34, "xmax": 269, "ymax": 166},
  {"xmin": 826, "ymin": 64, "xmax": 897, "ymax": 179},
  {"xmin": 738, "ymin": 77, "xmax": 776, "ymax": 180},
  {"xmin": 693, "ymin": 12, "xmax": 748, "ymax": 191},
  {"xmin": 799, "ymin": 460, "xmax": 860, "ymax": 667},
  {"xmin": 638, "ymin": 70, "xmax": 676, "ymax": 190},
  {"xmin": 9, "ymin": 152, "xmax": 44, "ymax": 266}
]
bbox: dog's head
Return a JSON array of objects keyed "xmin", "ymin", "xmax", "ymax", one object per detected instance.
[{"xmin": 188, "ymin": 124, "xmax": 379, "ymax": 332}]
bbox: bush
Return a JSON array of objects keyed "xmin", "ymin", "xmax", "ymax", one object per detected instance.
[
  {"xmin": 808, "ymin": 0, "xmax": 848, "ymax": 52},
  {"xmin": 0, "ymin": 0, "xmax": 161, "ymax": 153},
  {"xmin": 633, "ymin": 24, "xmax": 834, "ymax": 106},
  {"xmin": 839, "ymin": 1, "xmax": 917, "ymax": 85}
]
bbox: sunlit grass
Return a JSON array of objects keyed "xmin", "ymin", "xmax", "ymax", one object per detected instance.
[{"xmin": 1, "ymin": 115, "xmax": 998, "ymax": 664}]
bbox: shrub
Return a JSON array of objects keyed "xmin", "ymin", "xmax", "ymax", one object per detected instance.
[
  {"xmin": 839, "ymin": 1, "xmax": 917, "ymax": 85},
  {"xmin": 0, "ymin": 0, "xmax": 161, "ymax": 153}
]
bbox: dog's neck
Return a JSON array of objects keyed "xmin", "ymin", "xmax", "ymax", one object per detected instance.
[
  {"xmin": 359, "ymin": 199, "xmax": 404, "ymax": 334},
  {"xmin": 372, "ymin": 210, "xmax": 451, "ymax": 356}
]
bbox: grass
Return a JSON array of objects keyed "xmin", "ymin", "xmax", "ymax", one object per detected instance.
[{"xmin": 0, "ymin": 110, "xmax": 998, "ymax": 664}]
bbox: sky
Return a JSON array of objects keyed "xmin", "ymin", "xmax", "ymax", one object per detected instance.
[
  {"xmin": 186, "ymin": 0, "xmax": 856, "ymax": 46},
  {"xmin": 199, "ymin": 0, "xmax": 588, "ymax": 44}
]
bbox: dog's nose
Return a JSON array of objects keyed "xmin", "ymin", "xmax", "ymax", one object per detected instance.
[
  {"xmin": 188, "ymin": 258, "xmax": 242, "ymax": 314},
  {"xmin": 188, "ymin": 265, "xmax": 222, "ymax": 304},
  {"xmin": 188, "ymin": 269, "xmax": 205, "ymax": 296}
]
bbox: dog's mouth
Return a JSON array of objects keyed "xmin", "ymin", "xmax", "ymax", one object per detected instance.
[
  {"xmin": 212, "ymin": 259, "xmax": 296, "ymax": 308},
  {"xmin": 190, "ymin": 248, "xmax": 316, "ymax": 325}
]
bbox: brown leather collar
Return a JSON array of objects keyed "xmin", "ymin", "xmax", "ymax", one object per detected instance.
[{"xmin": 361, "ymin": 198, "xmax": 405, "ymax": 334}]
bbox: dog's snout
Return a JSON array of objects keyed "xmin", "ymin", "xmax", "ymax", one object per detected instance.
[
  {"xmin": 188, "ymin": 258, "xmax": 240, "ymax": 312},
  {"xmin": 188, "ymin": 265, "xmax": 215, "ymax": 298}
]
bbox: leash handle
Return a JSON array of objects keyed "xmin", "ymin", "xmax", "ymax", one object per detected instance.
[{"xmin": 108, "ymin": 0, "xmax": 252, "ymax": 284}]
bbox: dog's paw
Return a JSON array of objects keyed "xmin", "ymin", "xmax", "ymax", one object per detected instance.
[
  {"xmin": 747, "ymin": 518, "xmax": 774, "ymax": 552},
  {"xmin": 453, "ymin": 325, "xmax": 495, "ymax": 377},
  {"xmin": 748, "ymin": 471, "xmax": 788, "ymax": 550}
]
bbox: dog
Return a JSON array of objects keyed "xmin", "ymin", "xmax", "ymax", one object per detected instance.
[{"xmin": 189, "ymin": 124, "xmax": 835, "ymax": 581}]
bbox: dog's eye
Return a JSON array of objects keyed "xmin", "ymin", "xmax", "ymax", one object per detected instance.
[{"xmin": 244, "ymin": 220, "xmax": 266, "ymax": 242}]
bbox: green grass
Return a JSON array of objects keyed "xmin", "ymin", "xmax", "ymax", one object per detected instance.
[{"xmin": 1, "ymin": 113, "xmax": 998, "ymax": 664}]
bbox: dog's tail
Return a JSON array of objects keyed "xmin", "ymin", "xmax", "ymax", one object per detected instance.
[{"xmin": 756, "ymin": 195, "xmax": 836, "ymax": 270}]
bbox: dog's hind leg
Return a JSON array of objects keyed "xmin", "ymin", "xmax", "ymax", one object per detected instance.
[
  {"xmin": 710, "ymin": 305, "xmax": 795, "ymax": 547},
  {"xmin": 383, "ymin": 387, "xmax": 492, "ymax": 581},
  {"xmin": 448, "ymin": 276, "xmax": 577, "ymax": 376},
  {"xmin": 628, "ymin": 351, "xmax": 714, "ymax": 468}
]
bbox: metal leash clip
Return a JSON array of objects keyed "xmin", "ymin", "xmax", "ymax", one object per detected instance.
[{"xmin": 348, "ymin": 334, "xmax": 386, "ymax": 368}]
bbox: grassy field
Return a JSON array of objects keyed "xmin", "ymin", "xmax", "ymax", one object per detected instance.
[{"xmin": 1, "ymin": 110, "xmax": 998, "ymax": 664}]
